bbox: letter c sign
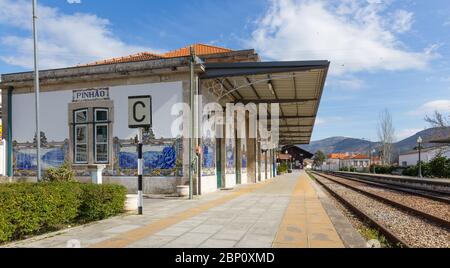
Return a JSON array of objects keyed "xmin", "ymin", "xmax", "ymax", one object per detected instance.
[{"xmin": 128, "ymin": 95, "xmax": 152, "ymax": 128}]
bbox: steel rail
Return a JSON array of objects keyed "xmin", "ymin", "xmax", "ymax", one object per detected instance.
[
  {"xmin": 329, "ymin": 172, "xmax": 450, "ymax": 204},
  {"xmin": 312, "ymin": 171, "xmax": 450, "ymax": 230},
  {"xmin": 307, "ymin": 171, "xmax": 409, "ymax": 248}
]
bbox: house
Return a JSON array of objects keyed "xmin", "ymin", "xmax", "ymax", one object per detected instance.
[
  {"xmin": 399, "ymin": 146, "xmax": 450, "ymax": 167},
  {"xmin": 0, "ymin": 44, "xmax": 329, "ymax": 194},
  {"xmin": 326, "ymin": 152, "xmax": 381, "ymax": 171}
]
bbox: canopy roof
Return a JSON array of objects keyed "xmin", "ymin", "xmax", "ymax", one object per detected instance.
[{"xmin": 200, "ymin": 61, "xmax": 330, "ymax": 145}]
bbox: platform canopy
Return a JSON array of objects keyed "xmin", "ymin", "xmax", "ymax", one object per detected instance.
[{"xmin": 200, "ymin": 61, "xmax": 329, "ymax": 145}]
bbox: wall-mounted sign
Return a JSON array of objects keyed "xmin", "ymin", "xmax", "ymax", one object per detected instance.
[
  {"xmin": 128, "ymin": 95, "xmax": 152, "ymax": 128},
  {"xmin": 73, "ymin": 88, "xmax": 109, "ymax": 102}
]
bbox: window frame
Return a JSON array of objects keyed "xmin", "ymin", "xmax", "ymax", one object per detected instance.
[
  {"xmin": 94, "ymin": 108, "xmax": 110, "ymax": 164},
  {"xmin": 73, "ymin": 109, "xmax": 88, "ymax": 164}
]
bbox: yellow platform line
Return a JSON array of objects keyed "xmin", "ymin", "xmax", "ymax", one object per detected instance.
[
  {"xmin": 90, "ymin": 180, "xmax": 273, "ymax": 248},
  {"xmin": 273, "ymin": 173, "xmax": 344, "ymax": 248}
]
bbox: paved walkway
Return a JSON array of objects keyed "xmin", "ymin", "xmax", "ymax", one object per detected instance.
[{"xmin": 4, "ymin": 171, "xmax": 364, "ymax": 248}]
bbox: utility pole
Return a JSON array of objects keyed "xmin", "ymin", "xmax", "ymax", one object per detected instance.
[
  {"xmin": 189, "ymin": 46, "xmax": 196, "ymax": 200},
  {"xmin": 32, "ymin": 0, "xmax": 42, "ymax": 181}
]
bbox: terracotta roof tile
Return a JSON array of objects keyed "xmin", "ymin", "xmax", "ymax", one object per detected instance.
[
  {"xmin": 82, "ymin": 52, "xmax": 162, "ymax": 66},
  {"xmin": 162, "ymin": 44, "xmax": 234, "ymax": 58},
  {"xmin": 81, "ymin": 44, "xmax": 235, "ymax": 66},
  {"xmin": 351, "ymin": 154, "xmax": 369, "ymax": 159}
]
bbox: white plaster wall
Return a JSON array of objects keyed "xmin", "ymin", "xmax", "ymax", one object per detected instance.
[
  {"xmin": 12, "ymin": 90, "xmax": 71, "ymax": 142},
  {"xmin": 201, "ymin": 175, "xmax": 218, "ymax": 194},
  {"xmin": 241, "ymin": 173, "xmax": 248, "ymax": 184},
  {"xmin": 260, "ymin": 167, "xmax": 266, "ymax": 181},
  {"xmin": 399, "ymin": 147, "xmax": 450, "ymax": 166},
  {"xmin": 109, "ymin": 81, "xmax": 183, "ymax": 139},
  {"xmin": 225, "ymin": 174, "xmax": 236, "ymax": 188},
  {"xmin": 11, "ymin": 81, "xmax": 183, "ymax": 143}
]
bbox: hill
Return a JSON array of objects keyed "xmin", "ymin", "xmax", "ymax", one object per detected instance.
[{"xmin": 300, "ymin": 127, "xmax": 450, "ymax": 155}]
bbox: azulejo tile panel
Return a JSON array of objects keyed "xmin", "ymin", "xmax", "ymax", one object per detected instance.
[
  {"xmin": 12, "ymin": 131, "xmax": 183, "ymax": 177},
  {"xmin": 115, "ymin": 138, "xmax": 183, "ymax": 177},
  {"xmin": 226, "ymin": 139, "xmax": 235, "ymax": 174},
  {"xmin": 13, "ymin": 137, "xmax": 68, "ymax": 177},
  {"xmin": 202, "ymin": 138, "xmax": 216, "ymax": 176}
]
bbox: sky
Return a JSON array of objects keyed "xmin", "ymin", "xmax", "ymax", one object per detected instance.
[{"xmin": 0, "ymin": 0, "xmax": 449, "ymax": 142}]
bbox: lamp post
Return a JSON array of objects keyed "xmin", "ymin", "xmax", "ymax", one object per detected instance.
[
  {"xmin": 32, "ymin": 0, "xmax": 42, "ymax": 181},
  {"xmin": 372, "ymin": 149, "xmax": 376, "ymax": 174},
  {"xmin": 417, "ymin": 136, "xmax": 423, "ymax": 178}
]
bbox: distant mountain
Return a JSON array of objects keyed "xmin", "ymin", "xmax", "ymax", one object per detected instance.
[
  {"xmin": 395, "ymin": 127, "xmax": 450, "ymax": 153},
  {"xmin": 299, "ymin": 127, "xmax": 450, "ymax": 155},
  {"xmin": 300, "ymin": 137, "xmax": 376, "ymax": 155}
]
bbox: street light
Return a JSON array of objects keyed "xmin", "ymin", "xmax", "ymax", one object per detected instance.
[
  {"xmin": 32, "ymin": 0, "xmax": 42, "ymax": 181},
  {"xmin": 417, "ymin": 136, "xmax": 423, "ymax": 178},
  {"xmin": 372, "ymin": 149, "xmax": 376, "ymax": 174}
]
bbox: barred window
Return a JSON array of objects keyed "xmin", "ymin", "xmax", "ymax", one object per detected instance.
[
  {"xmin": 94, "ymin": 108, "xmax": 109, "ymax": 163},
  {"xmin": 74, "ymin": 109, "xmax": 88, "ymax": 164}
]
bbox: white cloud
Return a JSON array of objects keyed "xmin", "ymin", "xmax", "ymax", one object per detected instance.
[
  {"xmin": 67, "ymin": 0, "xmax": 81, "ymax": 4},
  {"xmin": 334, "ymin": 77, "xmax": 364, "ymax": 90},
  {"xmin": 391, "ymin": 10, "xmax": 414, "ymax": 33},
  {"xmin": 246, "ymin": 0, "xmax": 435, "ymax": 75},
  {"xmin": 396, "ymin": 128, "xmax": 422, "ymax": 141},
  {"xmin": 408, "ymin": 99, "xmax": 450, "ymax": 116},
  {"xmin": 0, "ymin": 0, "xmax": 154, "ymax": 69},
  {"xmin": 316, "ymin": 116, "xmax": 344, "ymax": 125}
]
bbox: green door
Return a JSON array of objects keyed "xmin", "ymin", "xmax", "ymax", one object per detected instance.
[{"xmin": 216, "ymin": 139, "xmax": 222, "ymax": 189}]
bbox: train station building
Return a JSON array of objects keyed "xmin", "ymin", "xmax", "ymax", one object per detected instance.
[{"xmin": 0, "ymin": 44, "xmax": 329, "ymax": 195}]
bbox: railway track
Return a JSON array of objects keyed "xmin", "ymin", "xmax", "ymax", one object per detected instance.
[
  {"xmin": 330, "ymin": 171, "xmax": 450, "ymax": 202},
  {"xmin": 309, "ymin": 171, "xmax": 450, "ymax": 248}
]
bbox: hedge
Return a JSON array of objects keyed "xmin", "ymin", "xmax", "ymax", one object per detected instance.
[
  {"xmin": 78, "ymin": 184, "xmax": 127, "ymax": 222},
  {"xmin": 0, "ymin": 182, "xmax": 126, "ymax": 243}
]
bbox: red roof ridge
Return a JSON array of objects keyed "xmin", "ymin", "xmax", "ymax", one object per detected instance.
[
  {"xmin": 193, "ymin": 43, "xmax": 234, "ymax": 51},
  {"xmin": 80, "ymin": 51, "xmax": 162, "ymax": 67},
  {"xmin": 80, "ymin": 44, "xmax": 236, "ymax": 67}
]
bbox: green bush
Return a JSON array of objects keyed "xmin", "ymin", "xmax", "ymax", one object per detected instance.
[
  {"xmin": 78, "ymin": 184, "xmax": 127, "ymax": 222},
  {"xmin": 402, "ymin": 157, "xmax": 449, "ymax": 178},
  {"xmin": 339, "ymin": 166, "xmax": 356, "ymax": 172},
  {"xmin": 368, "ymin": 165, "xmax": 396, "ymax": 175},
  {"xmin": 428, "ymin": 155, "xmax": 450, "ymax": 178},
  {"xmin": 44, "ymin": 162, "xmax": 76, "ymax": 182},
  {"xmin": 0, "ymin": 182, "xmax": 81, "ymax": 242},
  {"xmin": 277, "ymin": 162, "xmax": 288, "ymax": 174},
  {"xmin": 0, "ymin": 182, "xmax": 127, "ymax": 243},
  {"xmin": 402, "ymin": 162, "xmax": 431, "ymax": 177}
]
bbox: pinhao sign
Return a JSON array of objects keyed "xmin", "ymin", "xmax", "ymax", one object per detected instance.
[{"xmin": 73, "ymin": 88, "xmax": 109, "ymax": 102}]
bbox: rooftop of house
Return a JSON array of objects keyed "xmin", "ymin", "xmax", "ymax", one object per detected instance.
[
  {"xmin": 278, "ymin": 153, "xmax": 292, "ymax": 160},
  {"xmin": 328, "ymin": 153, "xmax": 380, "ymax": 160},
  {"xmin": 400, "ymin": 145, "xmax": 450, "ymax": 156},
  {"xmin": 82, "ymin": 43, "xmax": 259, "ymax": 66}
]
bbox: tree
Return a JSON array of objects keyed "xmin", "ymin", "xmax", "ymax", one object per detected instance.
[
  {"xmin": 425, "ymin": 110, "xmax": 450, "ymax": 140},
  {"xmin": 377, "ymin": 109, "xmax": 395, "ymax": 165},
  {"xmin": 313, "ymin": 150, "xmax": 326, "ymax": 170},
  {"xmin": 425, "ymin": 110, "xmax": 449, "ymax": 128}
]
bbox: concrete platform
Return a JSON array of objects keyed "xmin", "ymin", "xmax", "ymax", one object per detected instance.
[{"xmin": 2, "ymin": 171, "xmax": 366, "ymax": 248}]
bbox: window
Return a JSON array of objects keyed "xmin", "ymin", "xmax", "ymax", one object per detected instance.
[
  {"xmin": 94, "ymin": 108, "xmax": 109, "ymax": 163},
  {"xmin": 74, "ymin": 109, "xmax": 88, "ymax": 164}
]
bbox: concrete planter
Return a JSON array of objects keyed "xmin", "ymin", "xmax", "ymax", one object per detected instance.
[
  {"xmin": 176, "ymin": 185, "xmax": 189, "ymax": 197},
  {"xmin": 124, "ymin": 194, "xmax": 138, "ymax": 211}
]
